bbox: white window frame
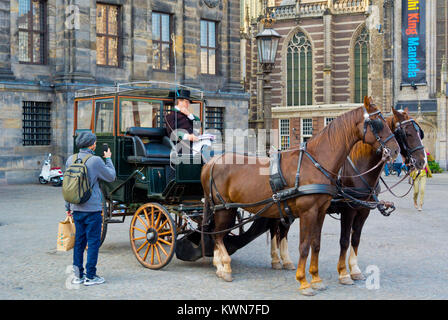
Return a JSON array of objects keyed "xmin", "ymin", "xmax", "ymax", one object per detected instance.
[
  {"xmin": 325, "ymin": 117, "xmax": 335, "ymax": 126},
  {"xmin": 301, "ymin": 118, "xmax": 313, "ymax": 143},
  {"xmin": 279, "ymin": 119, "xmax": 290, "ymax": 150}
]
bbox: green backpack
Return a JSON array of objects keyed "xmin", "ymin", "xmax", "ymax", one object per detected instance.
[{"xmin": 62, "ymin": 154, "xmax": 93, "ymax": 204}]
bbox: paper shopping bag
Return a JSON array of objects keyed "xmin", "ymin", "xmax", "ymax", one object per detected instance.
[{"xmin": 57, "ymin": 216, "xmax": 76, "ymax": 251}]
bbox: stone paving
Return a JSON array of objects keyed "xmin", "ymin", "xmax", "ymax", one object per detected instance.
[{"xmin": 0, "ymin": 172, "xmax": 447, "ymax": 300}]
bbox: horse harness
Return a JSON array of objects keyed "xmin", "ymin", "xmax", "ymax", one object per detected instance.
[
  {"xmin": 207, "ymin": 142, "xmax": 339, "ymax": 228},
  {"xmin": 331, "ymin": 156, "xmax": 395, "ymax": 216},
  {"xmin": 206, "ymin": 106, "xmax": 394, "ymax": 229}
]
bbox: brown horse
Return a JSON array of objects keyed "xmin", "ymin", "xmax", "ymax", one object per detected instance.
[
  {"xmin": 200, "ymin": 97, "xmax": 400, "ymax": 296},
  {"xmin": 334, "ymin": 107, "xmax": 426, "ymax": 284},
  {"xmin": 268, "ymin": 107, "xmax": 426, "ymax": 286}
]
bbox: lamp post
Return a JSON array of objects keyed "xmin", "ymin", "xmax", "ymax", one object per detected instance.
[{"xmin": 255, "ymin": 14, "xmax": 280, "ymax": 150}]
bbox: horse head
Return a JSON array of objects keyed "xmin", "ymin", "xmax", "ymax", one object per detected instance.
[
  {"xmin": 391, "ymin": 107, "xmax": 426, "ymax": 170},
  {"xmin": 359, "ymin": 96, "xmax": 400, "ymax": 161}
]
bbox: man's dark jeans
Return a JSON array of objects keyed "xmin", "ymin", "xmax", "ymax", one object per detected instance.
[{"xmin": 72, "ymin": 211, "xmax": 102, "ymax": 279}]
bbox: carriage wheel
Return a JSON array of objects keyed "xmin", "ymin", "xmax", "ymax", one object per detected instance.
[{"xmin": 130, "ymin": 203, "xmax": 177, "ymax": 270}]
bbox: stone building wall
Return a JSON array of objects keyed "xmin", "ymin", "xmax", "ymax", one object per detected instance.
[{"xmin": 0, "ymin": 0, "xmax": 248, "ymax": 184}]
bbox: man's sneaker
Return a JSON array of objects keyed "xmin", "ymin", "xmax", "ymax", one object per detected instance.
[
  {"xmin": 71, "ymin": 275, "xmax": 86, "ymax": 285},
  {"xmin": 84, "ymin": 275, "xmax": 105, "ymax": 286}
]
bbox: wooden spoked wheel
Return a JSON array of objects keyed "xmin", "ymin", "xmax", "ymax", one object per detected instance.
[{"xmin": 130, "ymin": 203, "xmax": 177, "ymax": 270}]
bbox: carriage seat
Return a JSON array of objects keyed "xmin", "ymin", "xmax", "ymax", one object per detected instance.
[{"xmin": 126, "ymin": 127, "xmax": 172, "ymax": 165}]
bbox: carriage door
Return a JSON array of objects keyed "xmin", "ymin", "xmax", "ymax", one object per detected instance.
[{"xmin": 94, "ymin": 98, "xmax": 115, "ymax": 161}]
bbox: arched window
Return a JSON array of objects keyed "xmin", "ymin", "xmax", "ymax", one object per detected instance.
[
  {"xmin": 354, "ymin": 27, "xmax": 369, "ymax": 103},
  {"xmin": 286, "ymin": 31, "xmax": 312, "ymax": 106}
]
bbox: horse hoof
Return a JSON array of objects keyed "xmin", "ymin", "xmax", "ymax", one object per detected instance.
[
  {"xmin": 271, "ymin": 262, "xmax": 282, "ymax": 270},
  {"xmin": 283, "ymin": 262, "xmax": 295, "ymax": 270},
  {"xmin": 299, "ymin": 287, "xmax": 316, "ymax": 296},
  {"xmin": 351, "ymin": 273, "xmax": 365, "ymax": 281},
  {"xmin": 339, "ymin": 275, "xmax": 354, "ymax": 285},
  {"xmin": 311, "ymin": 281, "xmax": 327, "ymax": 291},
  {"xmin": 221, "ymin": 272, "xmax": 233, "ymax": 282}
]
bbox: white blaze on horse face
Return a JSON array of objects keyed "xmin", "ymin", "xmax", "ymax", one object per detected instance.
[{"xmin": 364, "ymin": 112, "xmax": 370, "ymax": 120}]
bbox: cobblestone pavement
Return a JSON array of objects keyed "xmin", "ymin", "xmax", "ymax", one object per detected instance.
[{"xmin": 0, "ymin": 172, "xmax": 447, "ymax": 300}]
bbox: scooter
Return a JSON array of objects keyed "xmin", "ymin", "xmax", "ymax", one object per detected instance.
[{"xmin": 39, "ymin": 153, "xmax": 63, "ymax": 187}]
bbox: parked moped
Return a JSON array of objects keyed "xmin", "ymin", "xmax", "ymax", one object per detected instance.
[{"xmin": 39, "ymin": 153, "xmax": 63, "ymax": 186}]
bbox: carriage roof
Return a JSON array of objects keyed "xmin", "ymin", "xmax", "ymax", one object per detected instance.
[{"xmin": 74, "ymin": 81, "xmax": 204, "ymax": 101}]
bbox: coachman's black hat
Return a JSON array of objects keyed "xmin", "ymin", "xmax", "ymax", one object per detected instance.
[{"xmin": 174, "ymin": 89, "xmax": 192, "ymax": 102}]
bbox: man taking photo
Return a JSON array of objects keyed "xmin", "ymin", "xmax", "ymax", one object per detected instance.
[{"xmin": 65, "ymin": 131, "xmax": 116, "ymax": 286}]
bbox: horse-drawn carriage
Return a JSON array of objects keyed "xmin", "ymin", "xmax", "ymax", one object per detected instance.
[
  {"xmin": 72, "ymin": 85, "xmax": 426, "ymax": 295},
  {"xmin": 72, "ymin": 82, "xmax": 257, "ymax": 270}
]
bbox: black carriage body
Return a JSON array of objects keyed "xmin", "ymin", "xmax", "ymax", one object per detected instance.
[
  {"xmin": 72, "ymin": 83, "xmax": 261, "ymax": 269},
  {"xmin": 72, "ymin": 83, "xmax": 205, "ymax": 207}
]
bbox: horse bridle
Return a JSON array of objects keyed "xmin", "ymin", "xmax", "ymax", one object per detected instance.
[
  {"xmin": 394, "ymin": 119, "xmax": 425, "ymax": 169},
  {"xmin": 362, "ymin": 106, "xmax": 396, "ymax": 159}
]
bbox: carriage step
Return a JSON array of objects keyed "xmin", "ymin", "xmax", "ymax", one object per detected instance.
[{"xmin": 105, "ymin": 218, "xmax": 125, "ymax": 224}]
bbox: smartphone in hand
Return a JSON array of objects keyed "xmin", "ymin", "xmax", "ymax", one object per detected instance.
[{"xmin": 102, "ymin": 143, "xmax": 111, "ymax": 158}]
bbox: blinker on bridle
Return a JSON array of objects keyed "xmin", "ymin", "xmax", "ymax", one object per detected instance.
[{"xmin": 362, "ymin": 106, "xmax": 395, "ymax": 157}]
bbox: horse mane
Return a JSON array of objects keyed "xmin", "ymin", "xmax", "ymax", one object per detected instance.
[{"xmin": 307, "ymin": 106, "xmax": 364, "ymax": 153}]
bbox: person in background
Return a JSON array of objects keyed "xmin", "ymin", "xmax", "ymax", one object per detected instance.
[
  {"xmin": 393, "ymin": 153, "xmax": 403, "ymax": 177},
  {"xmin": 410, "ymin": 160, "xmax": 432, "ymax": 212},
  {"xmin": 384, "ymin": 162, "xmax": 390, "ymax": 176},
  {"xmin": 65, "ymin": 131, "xmax": 116, "ymax": 286}
]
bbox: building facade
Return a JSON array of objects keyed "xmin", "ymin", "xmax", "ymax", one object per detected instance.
[
  {"xmin": 0, "ymin": 0, "xmax": 247, "ymax": 184},
  {"xmin": 241, "ymin": 0, "xmax": 448, "ymax": 169}
]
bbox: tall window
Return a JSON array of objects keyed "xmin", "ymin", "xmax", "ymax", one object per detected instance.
[
  {"xmin": 301, "ymin": 118, "xmax": 313, "ymax": 143},
  {"xmin": 18, "ymin": 0, "xmax": 46, "ymax": 64},
  {"xmin": 152, "ymin": 12, "xmax": 172, "ymax": 71},
  {"xmin": 279, "ymin": 119, "xmax": 290, "ymax": 150},
  {"xmin": 287, "ymin": 31, "xmax": 312, "ymax": 106},
  {"xmin": 200, "ymin": 20, "xmax": 217, "ymax": 75},
  {"xmin": 22, "ymin": 101, "xmax": 51, "ymax": 146},
  {"xmin": 354, "ymin": 27, "xmax": 369, "ymax": 103},
  {"xmin": 96, "ymin": 3, "xmax": 120, "ymax": 67}
]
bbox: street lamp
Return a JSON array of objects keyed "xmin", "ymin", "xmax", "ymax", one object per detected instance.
[
  {"xmin": 256, "ymin": 26, "xmax": 281, "ymax": 71},
  {"xmin": 255, "ymin": 15, "xmax": 281, "ymax": 150}
]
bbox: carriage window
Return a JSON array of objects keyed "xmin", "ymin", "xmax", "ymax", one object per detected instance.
[
  {"xmin": 76, "ymin": 100, "xmax": 93, "ymax": 130},
  {"xmin": 95, "ymin": 99, "xmax": 114, "ymax": 134},
  {"xmin": 120, "ymin": 99, "xmax": 161, "ymax": 132}
]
